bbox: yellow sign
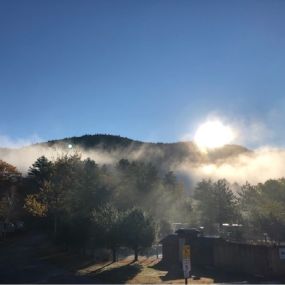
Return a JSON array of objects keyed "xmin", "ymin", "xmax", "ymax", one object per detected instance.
[{"xmin": 183, "ymin": 245, "xmax": 191, "ymax": 258}]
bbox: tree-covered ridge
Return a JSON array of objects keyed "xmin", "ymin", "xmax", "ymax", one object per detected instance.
[
  {"xmin": 1, "ymin": 154, "xmax": 285, "ymax": 261},
  {"xmin": 0, "ymin": 134, "xmax": 250, "ymax": 183},
  {"xmin": 39, "ymin": 134, "xmax": 250, "ymax": 165},
  {"xmin": 46, "ymin": 134, "xmax": 140, "ymax": 150}
]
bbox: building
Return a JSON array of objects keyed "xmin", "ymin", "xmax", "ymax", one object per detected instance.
[{"xmin": 160, "ymin": 228, "xmax": 285, "ymax": 278}]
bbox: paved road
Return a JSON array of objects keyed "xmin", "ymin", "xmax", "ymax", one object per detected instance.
[{"xmin": 0, "ymin": 232, "xmax": 96, "ymax": 283}]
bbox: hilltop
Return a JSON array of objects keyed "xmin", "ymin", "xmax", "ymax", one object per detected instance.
[{"xmin": 0, "ymin": 134, "xmax": 250, "ymax": 174}]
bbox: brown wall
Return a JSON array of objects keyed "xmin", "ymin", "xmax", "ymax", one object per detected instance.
[
  {"xmin": 213, "ymin": 240, "xmax": 285, "ymax": 277},
  {"xmin": 161, "ymin": 235, "xmax": 180, "ymax": 265},
  {"xmin": 162, "ymin": 234, "xmax": 285, "ymax": 278}
]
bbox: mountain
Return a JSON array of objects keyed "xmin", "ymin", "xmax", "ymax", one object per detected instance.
[{"xmin": 0, "ymin": 134, "xmax": 250, "ymax": 174}]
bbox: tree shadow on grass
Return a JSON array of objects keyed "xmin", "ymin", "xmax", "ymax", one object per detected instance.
[
  {"xmin": 88, "ymin": 263, "xmax": 143, "ymax": 284},
  {"xmin": 77, "ymin": 261, "xmax": 113, "ymax": 273}
]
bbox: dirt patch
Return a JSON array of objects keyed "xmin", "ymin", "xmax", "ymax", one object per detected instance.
[{"xmin": 77, "ymin": 257, "xmax": 213, "ymax": 284}]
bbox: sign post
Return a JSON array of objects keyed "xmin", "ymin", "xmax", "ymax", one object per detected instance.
[{"xmin": 182, "ymin": 245, "xmax": 191, "ymax": 284}]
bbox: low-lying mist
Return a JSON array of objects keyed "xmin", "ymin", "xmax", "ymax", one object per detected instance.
[
  {"xmin": 176, "ymin": 147, "xmax": 285, "ymax": 185},
  {"xmin": 1, "ymin": 140, "xmax": 285, "ymax": 187}
]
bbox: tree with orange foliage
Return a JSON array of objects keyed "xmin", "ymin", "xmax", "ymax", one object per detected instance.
[{"xmin": 0, "ymin": 160, "xmax": 21, "ymax": 222}]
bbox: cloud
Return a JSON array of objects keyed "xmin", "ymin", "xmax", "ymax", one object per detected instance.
[
  {"xmin": 175, "ymin": 147, "xmax": 285, "ymax": 185},
  {"xmin": 0, "ymin": 141, "xmax": 147, "ymax": 174}
]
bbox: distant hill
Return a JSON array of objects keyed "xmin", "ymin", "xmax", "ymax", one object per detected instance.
[
  {"xmin": 0, "ymin": 134, "xmax": 250, "ymax": 173},
  {"xmin": 38, "ymin": 134, "xmax": 250, "ymax": 167}
]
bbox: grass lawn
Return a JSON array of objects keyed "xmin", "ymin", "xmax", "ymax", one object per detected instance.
[
  {"xmin": 37, "ymin": 244, "xmax": 214, "ymax": 284},
  {"xmin": 2, "ymin": 233, "xmax": 277, "ymax": 283},
  {"xmin": 75, "ymin": 256, "xmax": 214, "ymax": 284}
]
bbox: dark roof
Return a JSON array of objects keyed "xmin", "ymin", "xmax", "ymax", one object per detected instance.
[
  {"xmin": 175, "ymin": 228, "xmax": 201, "ymax": 235},
  {"xmin": 160, "ymin": 234, "xmax": 178, "ymax": 244}
]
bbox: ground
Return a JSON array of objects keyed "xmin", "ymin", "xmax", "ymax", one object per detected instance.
[
  {"xmin": 0, "ymin": 232, "xmax": 283, "ymax": 284},
  {"xmin": 75, "ymin": 258, "xmax": 214, "ymax": 284}
]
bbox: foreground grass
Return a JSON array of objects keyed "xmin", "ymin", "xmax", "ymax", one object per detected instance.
[
  {"xmin": 60, "ymin": 254, "xmax": 213, "ymax": 284},
  {"xmin": 2, "ymin": 233, "xmax": 271, "ymax": 283},
  {"xmin": 37, "ymin": 245, "xmax": 213, "ymax": 284}
]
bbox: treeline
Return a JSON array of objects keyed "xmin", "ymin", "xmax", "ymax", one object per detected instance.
[
  {"xmin": 193, "ymin": 179, "xmax": 285, "ymax": 242},
  {"xmin": 1, "ymin": 155, "xmax": 285, "ymax": 259},
  {"xmin": 0, "ymin": 155, "xmax": 189, "ymax": 260}
]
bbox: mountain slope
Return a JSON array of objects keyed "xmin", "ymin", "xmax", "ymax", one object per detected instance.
[{"xmin": 0, "ymin": 134, "xmax": 250, "ymax": 173}]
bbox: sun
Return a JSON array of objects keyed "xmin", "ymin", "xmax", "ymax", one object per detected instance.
[{"xmin": 194, "ymin": 120, "xmax": 235, "ymax": 150}]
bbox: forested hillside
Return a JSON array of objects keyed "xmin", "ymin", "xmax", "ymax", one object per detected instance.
[
  {"xmin": 0, "ymin": 134, "xmax": 285, "ymax": 264},
  {"xmin": 0, "ymin": 134, "xmax": 250, "ymax": 174}
]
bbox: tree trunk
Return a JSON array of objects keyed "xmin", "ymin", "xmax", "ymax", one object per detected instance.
[
  {"xmin": 134, "ymin": 247, "xmax": 138, "ymax": 262},
  {"xmin": 112, "ymin": 248, "xmax": 117, "ymax": 263},
  {"xmin": 156, "ymin": 245, "xmax": 159, "ymax": 259},
  {"xmin": 54, "ymin": 214, "xmax": 57, "ymax": 238}
]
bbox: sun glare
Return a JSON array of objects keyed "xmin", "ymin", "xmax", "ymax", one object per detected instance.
[{"xmin": 194, "ymin": 120, "xmax": 235, "ymax": 150}]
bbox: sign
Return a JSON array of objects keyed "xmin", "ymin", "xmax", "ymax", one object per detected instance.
[
  {"xmin": 183, "ymin": 245, "xmax": 191, "ymax": 258},
  {"xmin": 183, "ymin": 259, "xmax": 191, "ymax": 278},
  {"xmin": 279, "ymin": 248, "xmax": 285, "ymax": 260},
  {"xmin": 182, "ymin": 245, "xmax": 191, "ymax": 279}
]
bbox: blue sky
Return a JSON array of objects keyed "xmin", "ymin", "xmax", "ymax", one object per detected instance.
[{"xmin": 0, "ymin": 0, "xmax": 285, "ymax": 147}]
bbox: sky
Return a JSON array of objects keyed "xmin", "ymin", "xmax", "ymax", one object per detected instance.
[{"xmin": 0, "ymin": 0, "xmax": 285, "ymax": 147}]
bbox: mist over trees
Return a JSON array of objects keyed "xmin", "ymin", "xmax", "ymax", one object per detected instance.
[
  {"xmin": 1, "ymin": 153, "xmax": 285, "ymax": 260},
  {"xmin": 22, "ymin": 154, "xmax": 184, "ymax": 259},
  {"xmin": 238, "ymin": 179, "xmax": 285, "ymax": 242},
  {"xmin": 194, "ymin": 179, "xmax": 239, "ymax": 230}
]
